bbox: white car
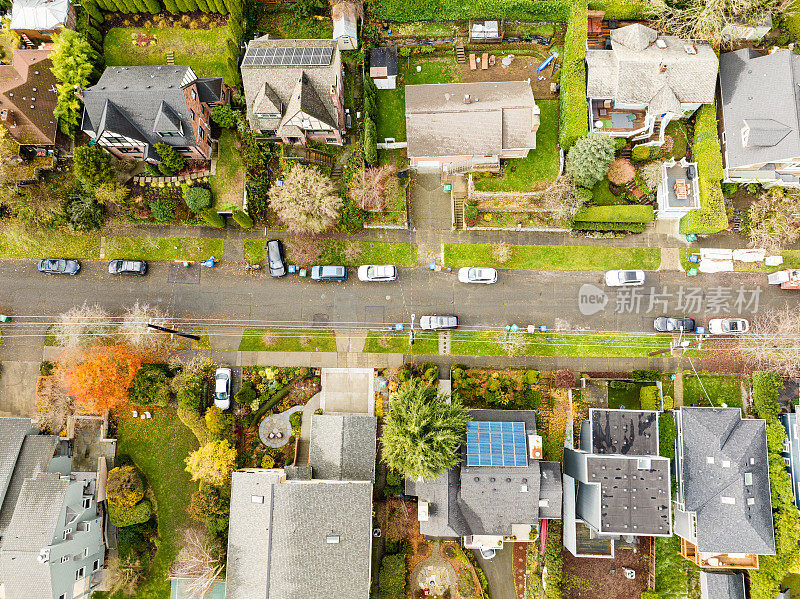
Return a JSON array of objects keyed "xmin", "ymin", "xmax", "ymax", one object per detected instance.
[
  {"xmin": 214, "ymin": 368, "xmax": 232, "ymax": 410},
  {"xmin": 419, "ymin": 315, "xmax": 458, "ymax": 330},
  {"xmin": 357, "ymin": 264, "xmax": 397, "ymax": 282},
  {"xmin": 604, "ymin": 269, "xmax": 645, "ymax": 287},
  {"xmin": 708, "ymin": 318, "xmax": 750, "ymax": 335},
  {"xmin": 458, "ymin": 267, "xmax": 497, "ymax": 284}
]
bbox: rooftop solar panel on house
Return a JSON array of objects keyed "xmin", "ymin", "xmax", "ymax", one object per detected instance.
[
  {"xmin": 466, "ymin": 421, "xmax": 527, "ymax": 467},
  {"xmin": 242, "ymin": 45, "xmax": 335, "ymax": 68}
]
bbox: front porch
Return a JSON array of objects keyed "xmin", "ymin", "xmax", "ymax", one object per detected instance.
[
  {"xmin": 589, "ymin": 100, "xmax": 648, "ymax": 136},
  {"xmin": 681, "ymin": 538, "xmax": 759, "ymax": 569}
]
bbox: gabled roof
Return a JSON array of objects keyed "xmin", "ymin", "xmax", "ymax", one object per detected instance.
[
  {"xmin": 152, "ymin": 100, "xmax": 183, "ymax": 134},
  {"xmin": 742, "ymin": 119, "xmax": 793, "ymax": 147},
  {"xmin": 649, "ymin": 85, "xmax": 682, "ymax": 116},
  {"xmin": 253, "ymin": 82, "xmax": 282, "ymax": 115},
  {"xmin": 611, "ymin": 23, "xmax": 657, "ymax": 52},
  {"xmin": 195, "ymin": 78, "xmax": 224, "ymax": 104},
  {"xmin": 0, "ymin": 49, "xmax": 59, "ymax": 146},
  {"xmin": 332, "ymin": 1, "xmax": 358, "ymax": 41},
  {"xmin": 0, "ymin": 418, "xmax": 36, "ymax": 511},
  {"xmin": 370, "ymin": 46, "xmax": 397, "ymax": 78},
  {"xmin": 277, "ymin": 72, "xmax": 338, "ymax": 137},
  {"xmin": 700, "ymin": 572, "xmax": 745, "ymax": 599},
  {"xmin": 677, "ymin": 407, "xmax": 775, "ymax": 555},
  {"xmin": 10, "ymin": 0, "xmax": 70, "ymax": 31},
  {"xmin": 308, "ymin": 414, "xmax": 377, "ymax": 482}
]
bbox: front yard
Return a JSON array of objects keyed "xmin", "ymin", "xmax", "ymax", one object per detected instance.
[
  {"xmin": 364, "ymin": 331, "xmax": 439, "ymax": 354},
  {"xmin": 209, "ymin": 130, "xmax": 244, "ymax": 212},
  {"xmin": 681, "ymin": 374, "xmax": 743, "ymax": 410},
  {"xmin": 104, "ymin": 26, "xmax": 231, "ymax": 78},
  {"xmin": 443, "ymin": 243, "xmax": 661, "ymax": 270}
]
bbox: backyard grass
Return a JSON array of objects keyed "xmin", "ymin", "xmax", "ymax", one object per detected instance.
[
  {"xmin": 681, "ymin": 373, "xmax": 743, "ymax": 410},
  {"xmin": 472, "ymin": 100, "xmax": 560, "ymax": 191},
  {"xmin": 244, "ymin": 239, "xmax": 265, "ymax": 264},
  {"xmin": 592, "ymin": 179, "xmax": 626, "ymax": 206},
  {"xmin": 259, "ymin": 12, "xmax": 332, "ymax": 38},
  {"xmin": 364, "ymin": 331, "xmax": 439, "ymax": 354},
  {"xmin": 0, "ymin": 229, "xmax": 100, "ymax": 259},
  {"xmin": 239, "ymin": 328, "xmax": 337, "ymax": 352},
  {"xmin": 443, "ymin": 244, "xmax": 661, "ymax": 271},
  {"xmin": 209, "ymin": 130, "xmax": 244, "ymax": 211},
  {"xmin": 607, "ymin": 381, "xmax": 649, "ymax": 410},
  {"xmin": 104, "ymin": 26, "xmax": 230, "ymax": 78},
  {"xmin": 679, "ymin": 248, "xmax": 800, "ymax": 273},
  {"xmin": 389, "ymin": 21, "xmax": 459, "ymax": 36},
  {"xmin": 105, "ymin": 237, "xmax": 223, "ymax": 261},
  {"xmin": 665, "ymin": 120, "xmax": 690, "ymax": 159},
  {"xmin": 112, "ymin": 407, "xmax": 198, "ymax": 599}
]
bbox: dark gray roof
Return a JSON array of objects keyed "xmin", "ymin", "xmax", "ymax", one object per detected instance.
[
  {"xmin": 539, "ymin": 461, "xmax": 563, "ymax": 520},
  {"xmin": 0, "ymin": 435, "xmax": 57, "ymax": 536},
  {"xmin": 196, "ymin": 78, "xmax": 224, "ymax": 104},
  {"xmin": 370, "ymin": 46, "xmax": 397, "ymax": 76},
  {"xmin": 700, "ymin": 572, "xmax": 745, "ymax": 599},
  {"xmin": 0, "ymin": 418, "xmax": 36, "ymax": 512},
  {"xmin": 719, "ymin": 48, "xmax": 800, "ymax": 168},
  {"xmin": 405, "ymin": 466, "xmax": 467, "ymax": 538},
  {"xmin": 308, "ymin": 414, "xmax": 377, "ymax": 482},
  {"xmin": 590, "ymin": 409, "xmax": 659, "ymax": 456},
  {"xmin": 152, "ymin": 100, "xmax": 183, "ymax": 134},
  {"xmin": 226, "ymin": 471, "xmax": 372, "ymax": 599},
  {"xmin": 678, "ymin": 407, "xmax": 775, "ymax": 555}
]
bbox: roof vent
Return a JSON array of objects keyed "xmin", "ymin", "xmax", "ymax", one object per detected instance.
[
  {"xmin": 32, "ymin": 88, "xmax": 36, "ymax": 92},
  {"xmin": 655, "ymin": 39, "xmax": 667, "ymax": 49},
  {"xmin": 520, "ymin": 485, "xmax": 528, "ymax": 493},
  {"xmin": 722, "ymin": 460, "xmax": 731, "ymax": 468},
  {"xmin": 326, "ymin": 535, "xmax": 340, "ymax": 544},
  {"xmin": 720, "ymin": 496, "xmax": 736, "ymax": 505},
  {"xmin": 706, "ymin": 456, "xmax": 714, "ymax": 464},
  {"xmin": 747, "ymin": 497, "xmax": 755, "ymax": 505},
  {"xmin": 474, "ymin": 477, "xmax": 480, "ymax": 482},
  {"xmin": 251, "ymin": 495, "xmax": 264, "ymax": 504},
  {"xmin": 489, "ymin": 477, "xmax": 496, "ymax": 483},
  {"xmin": 744, "ymin": 472, "xmax": 753, "ymax": 485}
]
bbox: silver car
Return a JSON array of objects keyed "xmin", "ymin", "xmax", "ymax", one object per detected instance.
[
  {"xmin": 419, "ymin": 315, "xmax": 458, "ymax": 330},
  {"xmin": 604, "ymin": 269, "xmax": 645, "ymax": 287},
  {"xmin": 357, "ymin": 265, "xmax": 397, "ymax": 282},
  {"xmin": 458, "ymin": 267, "xmax": 497, "ymax": 284},
  {"xmin": 214, "ymin": 368, "xmax": 232, "ymax": 410},
  {"xmin": 708, "ymin": 318, "xmax": 749, "ymax": 335}
]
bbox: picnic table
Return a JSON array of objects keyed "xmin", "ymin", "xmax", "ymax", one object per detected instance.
[
  {"xmin": 674, "ymin": 178, "xmax": 688, "ymax": 200},
  {"xmin": 469, "ymin": 53, "xmax": 476, "ymax": 70}
]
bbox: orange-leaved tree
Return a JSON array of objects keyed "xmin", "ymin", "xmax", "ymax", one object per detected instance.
[{"xmin": 63, "ymin": 345, "xmax": 142, "ymax": 413}]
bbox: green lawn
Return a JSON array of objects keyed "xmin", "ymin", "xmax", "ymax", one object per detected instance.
[
  {"xmin": 259, "ymin": 11, "xmax": 332, "ymax": 38},
  {"xmin": 375, "ymin": 86, "xmax": 406, "ymax": 142},
  {"xmin": 449, "ymin": 331, "xmax": 678, "ymax": 358},
  {"xmin": 364, "ymin": 331, "xmax": 439, "ymax": 354},
  {"xmin": 286, "ymin": 240, "xmax": 415, "ymax": 267},
  {"xmin": 443, "ymin": 244, "xmax": 661, "ymax": 271},
  {"xmin": 0, "ymin": 229, "xmax": 100, "ymax": 258},
  {"xmin": 112, "ymin": 407, "xmax": 198, "ymax": 599},
  {"xmin": 592, "ymin": 179, "xmax": 626, "ymax": 206},
  {"xmin": 665, "ymin": 120, "xmax": 690, "ymax": 159},
  {"xmin": 209, "ymin": 129, "xmax": 244, "ymax": 211},
  {"xmin": 472, "ymin": 100, "xmax": 560, "ymax": 192},
  {"xmin": 244, "ymin": 239, "xmax": 265, "ymax": 264},
  {"xmin": 104, "ymin": 26, "xmax": 231, "ymax": 78},
  {"xmin": 239, "ymin": 328, "xmax": 337, "ymax": 352},
  {"xmin": 682, "ymin": 374, "xmax": 743, "ymax": 410},
  {"xmin": 104, "ymin": 237, "xmax": 223, "ymax": 262},
  {"xmin": 607, "ymin": 381, "xmax": 648, "ymax": 410}
]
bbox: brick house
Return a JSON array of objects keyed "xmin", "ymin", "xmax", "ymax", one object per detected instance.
[{"xmin": 80, "ymin": 65, "xmax": 231, "ymax": 163}]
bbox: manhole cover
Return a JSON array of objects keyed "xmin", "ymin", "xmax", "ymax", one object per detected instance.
[
  {"xmin": 168, "ymin": 263, "xmax": 201, "ymax": 284},
  {"xmin": 312, "ymin": 313, "xmax": 329, "ymax": 328}
]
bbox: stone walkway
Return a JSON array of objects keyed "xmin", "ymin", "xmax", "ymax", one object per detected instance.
[
  {"xmin": 411, "ymin": 542, "xmax": 457, "ymax": 598},
  {"xmin": 257, "ymin": 404, "xmax": 303, "ymax": 448}
]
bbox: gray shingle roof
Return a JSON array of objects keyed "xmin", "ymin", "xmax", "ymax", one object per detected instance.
[
  {"xmin": 308, "ymin": 414, "xmax": 377, "ymax": 482},
  {"xmin": 611, "ymin": 23, "xmax": 657, "ymax": 52},
  {"xmin": 0, "ymin": 435, "xmax": 57, "ymax": 537},
  {"xmin": 0, "ymin": 418, "xmax": 36, "ymax": 512},
  {"xmin": 700, "ymin": 572, "xmax": 745, "ymax": 599},
  {"xmin": 369, "ymin": 46, "xmax": 397, "ymax": 77},
  {"xmin": 225, "ymin": 471, "xmax": 372, "ymax": 599},
  {"xmin": 678, "ymin": 407, "xmax": 775, "ymax": 555},
  {"xmin": 719, "ymin": 48, "xmax": 800, "ymax": 168}
]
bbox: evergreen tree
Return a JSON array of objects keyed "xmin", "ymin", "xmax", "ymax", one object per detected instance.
[
  {"xmin": 83, "ymin": 0, "xmax": 104, "ymax": 23},
  {"xmin": 227, "ymin": 17, "xmax": 243, "ymax": 46},
  {"xmin": 213, "ymin": 0, "xmax": 227, "ymax": 14},
  {"xmin": 222, "ymin": 0, "xmax": 238, "ymax": 15},
  {"xmin": 565, "ymin": 131, "xmax": 616, "ymax": 189},
  {"xmin": 162, "ymin": 0, "xmax": 178, "ymax": 11},
  {"xmin": 195, "ymin": 0, "xmax": 209, "ymax": 11},
  {"xmin": 225, "ymin": 38, "xmax": 239, "ymax": 59},
  {"xmin": 143, "ymin": 0, "xmax": 161, "ymax": 12},
  {"xmin": 173, "ymin": 0, "xmax": 188, "ymax": 10},
  {"xmin": 183, "ymin": 0, "xmax": 199, "ymax": 10},
  {"xmin": 154, "ymin": 143, "xmax": 186, "ymax": 175}
]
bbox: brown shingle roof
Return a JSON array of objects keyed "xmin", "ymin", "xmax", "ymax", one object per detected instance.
[{"xmin": 0, "ymin": 48, "xmax": 58, "ymax": 146}]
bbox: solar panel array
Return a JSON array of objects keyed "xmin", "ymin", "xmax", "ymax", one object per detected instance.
[
  {"xmin": 242, "ymin": 46, "xmax": 334, "ymax": 67},
  {"xmin": 466, "ymin": 421, "xmax": 528, "ymax": 467}
]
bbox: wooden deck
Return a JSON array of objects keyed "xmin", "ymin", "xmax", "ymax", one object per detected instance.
[{"xmin": 591, "ymin": 101, "xmax": 647, "ymax": 133}]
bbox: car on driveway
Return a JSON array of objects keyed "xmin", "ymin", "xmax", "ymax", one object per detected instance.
[
  {"xmin": 458, "ymin": 267, "xmax": 497, "ymax": 284},
  {"xmin": 604, "ymin": 269, "xmax": 645, "ymax": 287},
  {"xmin": 357, "ymin": 265, "xmax": 397, "ymax": 282},
  {"xmin": 267, "ymin": 239, "xmax": 287, "ymax": 277},
  {"xmin": 311, "ymin": 265, "xmax": 347, "ymax": 281},
  {"xmin": 214, "ymin": 367, "xmax": 232, "ymax": 410},
  {"xmin": 708, "ymin": 318, "xmax": 750, "ymax": 335},
  {"xmin": 654, "ymin": 317, "xmax": 695, "ymax": 333},
  {"xmin": 38, "ymin": 258, "xmax": 80, "ymax": 275},
  {"xmin": 108, "ymin": 259, "xmax": 147, "ymax": 276},
  {"xmin": 419, "ymin": 315, "xmax": 458, "ymax": 330}
]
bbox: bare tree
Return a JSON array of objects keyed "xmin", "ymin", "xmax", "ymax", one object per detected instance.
[
  {"xmin": 539, "ymin": 175, "xmax": 584, "ymax": 226},
  {"xmin": 171, "ymin": 529, "xmax": 224, "ymax": 599},
  {"xmin": 747, "ymin": 188, "xmax": 800, "ymax": 254},
  {"xmin": 120, "ymin": 301, "xmax": 181, "ymax": 355},
  {"xmin": 736, "ymin": 306, "xmax": 800, "ymax": 376},
  {"xmin": 349, "ymin": 165, "xmax": 400, "ymax": 212},
  {"xmin": 269, "ymin": 164, "xmax": 341, "ymax": 233},
  {"xmin": 104, "ymin": 556, "xmax": 143, "ymax": 596},
  {"xmin": 492, "ymin": 243, "xmax": 512, "ymax": 264},
  {"xmin": 52, "ymin": 302, "xmax": 113, "ymax": 348}
]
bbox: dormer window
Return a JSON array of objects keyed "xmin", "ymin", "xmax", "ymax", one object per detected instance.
[
  {"xmin": 159, "ymin": 131, "xmax": 180, "ymax": 138},
  {"xmin": 82, "ymin": 497, "xmax": 92, "ymax": 509}
]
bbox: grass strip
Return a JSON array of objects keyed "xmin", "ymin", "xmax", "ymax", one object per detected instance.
[
  {"xmin": 239, "ymin": 328, "xmax": 337, "ymax": 352},
  {"xmin": 104, "ymin": 237, "xmax": 223, "ymax": 261},
  {"xmin": 444, "ymin": 244, "xmax": 661, "ymax": 271},
  {"xmin": 244, "ymin": 239, "xmax": 266, "ymax": 264},
  {"xmin": 364, "ymin": 331, "xmax": 439, "ymax": 355},
  {"xmin": 0, "ymin": 230, "xmax": 100, "ymax": 259}
]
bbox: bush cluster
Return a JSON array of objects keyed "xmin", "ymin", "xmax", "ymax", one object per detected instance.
[
  {"xmin": 201, "ymin": 208, "xmax": 225, "ymax": 229},
  {"xmin": 571, "ymin": 221, "xmax": 647, "ymax": 233},
  {"xmin": 109, "ymin": 500, "xmax": 153, "ymax": 527},
  {"xmin": 369, "ymin": 0, "xmax": 567, "ymax": 21},
  {"xmin": 363, "ymin": 75, "xmax": 378, "ymax": 165},
  {"xmin": 128, "ymin": 364, "xmax": 171, "ymax": 407},
  {"xmin": 184, "ymin": 187, "xmax": 212, "ymax": 214},
  {"xmin": 378, "ymin": 554, "xmax": 408, "ymax": 599}
]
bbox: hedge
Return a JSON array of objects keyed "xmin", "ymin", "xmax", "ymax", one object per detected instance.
[
  {"xmin": 640, "ymin": 385, "xmax": 659, "ymax": 411},
  {"xmin": 109, "ymin": 499, "xmax": 153, "ymax": 528},
  {"xmin": 573, "ymin": 204, "xmax": 655, "ymax": 223},
  {"xmin": 201, "ymin": 208, "xmax": 225, "ymax": 229},
  {"xmin": 369, "ymin": 0, "xmax": 569, "ymax": 22},
  {"xmin": 680, "ymin": 104, "xmax": 728, "ymax": 234},
  {"xmin": 559, "ymin": 0, "xmax": 589, "ymax": 149},
  {"xmin": 658, "ymin": 412, "xmax": 676, "ymax": 459},
  {"xmin": 571, "ymin": 221, "xmax": 647, "ymax": 232},
  {"xmin": 232, "ymin": 209, "xmax": 254, "ymax": 229},
  {"xmin": 587, "ymin": 0, "xmax": 652, "ymax": 19},
  {"xmin": 377, "ymin": 554, "xmax": 407, "ymax": 599}
]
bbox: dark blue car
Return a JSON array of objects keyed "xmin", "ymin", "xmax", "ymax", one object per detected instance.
[{"xmin": 38, "ymin": 258, "xmax": 81, "ymax": 275}]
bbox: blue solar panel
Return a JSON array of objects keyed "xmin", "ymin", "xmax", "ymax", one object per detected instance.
[{"xmin": 465, "ymin": 421, "xmax": 528, "ymax": 467}]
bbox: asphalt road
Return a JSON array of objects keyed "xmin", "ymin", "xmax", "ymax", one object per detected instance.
[{"xmin": 0, "ymin": 259, "xmax": 791, "ymax": 354}]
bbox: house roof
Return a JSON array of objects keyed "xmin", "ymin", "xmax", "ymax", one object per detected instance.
[
  {"xmin": 590, "ymin": 409, "xmax": 659, "ymax": 456},
  {"xmin": 241, "ymin": 37, "xmax": 341, "ymax": 133},
  {"xmin": 81, "ymin": 65, "xmax": 222, "ymax": 153},
  {"xmin": 719, "ymin": 48, "xmax": 800, "ymax": 168},
  {"xmin": 10, "ymin": 0, "xmax": 70, "ymax": 31},
  {"xmin": 405, "ymin": 81, "xmax": 538, "ymax": 158},
  {"xmin": 586, "ymin": 25, "xmax": 718, "ymax": 108},
  {"xmin": 700, "ymin": 572, "xmax": 746, "ymax": 599},
  {"xmin": 370, "ymin": 46, "xmax": 397, "ymax": 78},
  {"xmin": 0, "ymin": 49, "xmax": 59, "ymax": 146},
  {"xmin": 332, "ymin": 1, "xmax": 358, "ymax": 41},
  {"xmin": 677, "ymin": 407, "xmax": 775, "ymax": 555},
  {"xmin": 279, "ymin": 72, "xmax": 338, "ymax": 136},
  {"xmin": 308, "ymin": 414, "xmax": 377, "ymax": 482},
  {"xmin": 0, "ymin": 472, "xmax": 68, "ymax": 599},
  {"xmin": 226, "ymin": 470, "xmax": 373, "ymax": 599},
  {"xmin": 0, "ymin": 418, "xmax": 36, "ymax": 512}
]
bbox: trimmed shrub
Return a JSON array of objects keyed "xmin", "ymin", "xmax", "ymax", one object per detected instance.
[
  {"xmin": 631, "ymin": 145, "xmax": 651, "ymax": 162},
  {"xmin": 614, "ymin": 137, "xmax": 628, "ymax": 151},
  {"xmin": 107, "ymin": 466, "xmax": 145, "ymax": 508},
  {"xmin": 663, "ymin": 395, "xmax": 674, "ymax": 411},
  {"xmin": 571, "ymin": 221, "xmax": 647, "ymax": 232},
  {"xmin": 201, "ymin": 209, "xmax": 225, "ymax": 229},
  {"xmin": 631, "ymin": 369, "xmax": 660, "ymax": 381},
  {"xmin": 129, "ymin": 364, "xmax": 171, "ymax": 407},
  {"xmin": 234, "ymin": 381, "xmax": 257, "ymax": 407},
  {"xmin": 658, "ymin": 412, "xmax": 676, "ymax": 458},
  {"xmin": 378, "ymin": 554, "xmax": 407, "ymax": 599},
  {"xmin": 154, "ymin": 142, "xmax": 186, "ymax": 176},
  {"xmin": 559, "ymin": 1, "xmax": 589, "ymax": 149},
  {"xmin": 573, "ymin": 205, "xmax": 655, "ymax": 223},
  {"xmin": 640, "ymin": 385, "xmax": 660, "ymax": 411},
  {"xmin": 232, "ymin": 209, "xmax": 254, "ymax": 229},
  {"xmin": 109, "ymin": 500, "xmax": 152, "ymax": 528},
  {"xmin": 364, "ymin": 117, "xmax": 377, "ymax": 165},
  {"xmin": 752, "ymin": 371, "xmax": 783, "ymax": 421},
  {"xmin": 184, "ymin": 187, "xmax": 212, "ymax": 214},
  {"xmin": 177, "ymin": 405, "xmax": 210, "ymax": 445}
]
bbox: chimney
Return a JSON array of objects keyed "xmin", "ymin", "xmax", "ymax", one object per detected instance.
[
  {"xmin": 531, "ymin": 105, "xmax": 541, "ymax": 133},
  {"xmin": 659, "ymin": 62, "xmax": 667, "ymax": 73},
  {"xmin": 0, "ymin": 109, "xmax": 15, "ymax": 128}
]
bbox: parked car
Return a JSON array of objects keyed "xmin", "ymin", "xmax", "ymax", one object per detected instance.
[
  {"xmin": 267, "ymin": 239, "xmax": 287, "ymax": 278},
  {"xmin": 38, "ymin": 258, "xmax": 80, "ymax": 275},
  {"xmin": 654, "ymin": 317, "xmax": 695, "ymax": 333},
  {"xmin": 108, "ymin": 259, "xmax": 147, "ymax": 276},
  {"xmin": 311, "ymin": 265, "xmax": 347, "ymax": 281},
  {"xmin": 357, "ymin": 265, "xmax": 397, "ymax": 282},
  {"xmin": 214, "ymin": 367, "xmax": 232, "ymax": 410},
  {"xmin": 604, "ymin": 269, "xmax": 645, "ymax": 287},
  {"xmin": 419, "ymin": 315, "xmax": 458, "ymax": 330},
  {"xmin": 458, "ymin": 267, "xmax": 498, "ymax": 284},
  {"xmin": 708, "ymin": 318, "xmax": 750, "ymax": 335}
]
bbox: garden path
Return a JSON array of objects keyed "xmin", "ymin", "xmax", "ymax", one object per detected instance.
[
  {"xmin": 295, "ymin": 392, "xmax": 320, "ymax": 465},
  {"xmin": 411, "ymin": 542, "xmax": 458, "ymax": 598}
]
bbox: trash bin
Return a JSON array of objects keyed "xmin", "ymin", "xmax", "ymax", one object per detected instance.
[
  {"xmin": 687, "ymin": 268, "xmax": 698, "ymax": 277},
  {"xmin": 686, "ymin": 234, "xmax": 698, "ymax": 242},
  {"xmin": 695, "ymin": 326, "xmax": 705, "ymax": 335},
  {"xmin": 443, "ymin": 184, "xmax": 451, "ymax": 192},
  {"xmin": 288, "ymin": 264, "xmax": 296, "ymax": 274},
  {"xmin": 688, "ymin": 254, "xmax": 700, "ymax": 263},
  {"xmin": 0, "ymin": 315, "xmax": 9, "ymax": 323},
  {"xmin": 299, "ymin": 268, "xmax": 307, "ymax": 277}
]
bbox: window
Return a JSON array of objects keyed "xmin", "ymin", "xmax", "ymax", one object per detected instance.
[
  {"xmin": 190, "ymin": 109, "xmax": 196, "ymax": 120},
  {"xmin": 201, "ymin": 106, "xmax": 206, "ymax": 116},
  {"xmin": 159, "ymin": 131, "xmax": 179, "ymax": 138},
  {"xmin": 83, "ymin": 547, "xmax": 89, "ymax": 558},
  {"xmin": 63, "ymin": 528, "xmax": 72, "ymax": 540},
  {"xmin": 61, "ymin": 556, "xmax": 70, "ymax": 563},
  {"xmin": 93, "ymin": 559, "xmax": 100, "ymax": 572},
  {"xmin": 103, "ymin": 136, "xmax": 126, "ymax": 144},
  {"xmin": 59, "ymin": 595, "xmax": 66, "ymax": 599},
  {"xmin": 84, "ymin": 522, "xmax": 91, "ymax": 533},
  {"xmin": 199, "ymin": 128, "xmax": 205, "ymax": 140},
  {"xmin": 191, "ymin": 88, "xmax": 197, "ymax": 101},
  {"xmin": 76, "ymin": 566, "xmax": 85, "ymax": 580},
  {"xmin": 82, "ymin": 497, "xmax": 92, "ymax": 509},
  {"xmin": 117, "ymin": 147, "xmax": 138, "ymax": 154},
  {"xmin": 221, "ymin": 91, "xmax": 225, "ymax": 101}
]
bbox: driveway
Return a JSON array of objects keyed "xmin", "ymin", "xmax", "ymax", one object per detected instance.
[
  {"xmin": 474, "ymin": 545, "xmax": 515, "ymax": 599},
  {"xmin": 411, "ymin": 172, "xmax": 452, "ymax": 230},
  {"xmin": 319, "ymin": 368, "xmax": 374, "ymax": 414}
]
